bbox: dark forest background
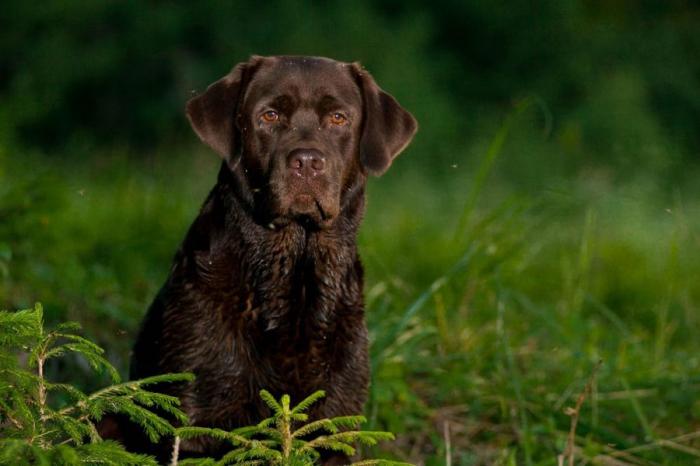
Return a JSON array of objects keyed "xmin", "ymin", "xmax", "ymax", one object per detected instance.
[{"xmin": 2, "ymin": 1, "xmax": 700, "ymax": 464}]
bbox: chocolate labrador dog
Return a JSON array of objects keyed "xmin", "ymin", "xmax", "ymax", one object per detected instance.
[{"xmin": 126, "ymin": 55, "xmax": 416, "ymax": 462}]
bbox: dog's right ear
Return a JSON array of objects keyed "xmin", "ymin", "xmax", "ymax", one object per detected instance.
[{"xmin": 186, "ymin": 57, "xmax": 260, "ymax": 162}]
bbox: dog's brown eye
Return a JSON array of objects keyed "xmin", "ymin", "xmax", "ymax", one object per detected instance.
[
  {"xmin": 329, "ymin": 112, "xmax": 347, "ymax": 126},
  {"xmin": 261, "ymin": 111, "xmax": 279, "ymax": 122}
]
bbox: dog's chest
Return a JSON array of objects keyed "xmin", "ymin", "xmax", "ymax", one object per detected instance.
[
  {"xmin": 202, "ymin": 249, "xmax": 340, "ymax": 354},
  {"xmin": 180, "ymin": 226, "xmax": 363, "ymax": 421},
  {"xmin": 187, "ymin": 283, "xmax": 337, "ymax": 425}
]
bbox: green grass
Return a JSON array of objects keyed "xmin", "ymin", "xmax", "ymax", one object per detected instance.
[{"xmin": 1, "ymin": 138, "xmax": 700, "ymax": 464}]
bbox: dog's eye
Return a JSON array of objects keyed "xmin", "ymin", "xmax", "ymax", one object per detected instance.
[
  {"xmin": 261, "ymin": 111, "xmax": 279, "ymax": 123},
  {"xmin": 329, "ymin": 112, "xmax": 348, "ymax": 126}
]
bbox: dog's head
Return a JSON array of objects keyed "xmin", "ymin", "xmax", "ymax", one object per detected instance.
[{"xmin": 186, "ymin": 55, "xmax": 417, "ymax": 228}]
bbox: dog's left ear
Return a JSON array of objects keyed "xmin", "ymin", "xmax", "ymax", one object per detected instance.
[
  {"xmin": 352, "ymin": 63, "xmax": 418, "ymax": 176},
  {"xmin": 186, "ymin": 57, "xmax": 261, "ymax": 162}
]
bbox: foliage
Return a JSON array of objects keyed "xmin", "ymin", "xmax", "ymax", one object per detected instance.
[
  {"xmin": 2, "ymin": 1, "xmax": 699, "ymax": 178},
  {"xmin": 2, "ymin": 1, "xmax": 700, "ymax": 464},
  {"xmin": 173, "ymin": 390, "xmax": 409, "ymax": 466},
  {"xmin": 2, "ymin": 110, "xmax": 700, "ymax": 463},
  {"xmin": 0, "ymin": 303, "xmax": 194, "ymax": 465}
]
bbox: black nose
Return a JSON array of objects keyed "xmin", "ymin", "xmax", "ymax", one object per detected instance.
[{"xmin": 287, "ymin": 149, "xmax": 326, "ymax": 178}]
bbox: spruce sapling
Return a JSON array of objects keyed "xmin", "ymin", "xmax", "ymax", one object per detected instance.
[
  {"xmin": 0, "ymin": 303, "xmax": 194, "ymax": 465},
  {"xmin": 173, "ymin": 389, "xmax": 412, "ymax": 466}
]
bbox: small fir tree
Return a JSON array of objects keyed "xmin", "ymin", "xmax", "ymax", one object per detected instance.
[
  {"xmin": 174, "ymin": 390, "xmax": 412, "ymax": 466},
  {"xmin": 0, "ymin": 303, "xmax": 194, "ymax": 465}
]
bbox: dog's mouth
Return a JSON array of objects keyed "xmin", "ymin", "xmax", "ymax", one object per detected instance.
[
  {"xmin": 287, "ymin": 191, "xmax": 337, "ymax": 227},
  {"xmin": 263, "ymin": 184, "xmax": 339, "ymax": 230}
]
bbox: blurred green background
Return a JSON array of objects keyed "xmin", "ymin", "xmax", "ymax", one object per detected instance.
[{"xmin": 2, "ymin": 1, "xmax": 700, "ymax": 464}]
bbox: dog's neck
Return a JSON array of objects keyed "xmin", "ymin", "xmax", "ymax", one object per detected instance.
[{"xmin": 180, "ymin": 163, "xmax": 366, "ymax": 333}]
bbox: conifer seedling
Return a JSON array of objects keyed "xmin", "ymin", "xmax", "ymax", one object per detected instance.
[
  {"xmin": 0, "ymin": 304, "xmax": 194, "ymax": 465},
  {"xmin": 173, "ymin": 390, "xmax": 412, "ymax": 466}
]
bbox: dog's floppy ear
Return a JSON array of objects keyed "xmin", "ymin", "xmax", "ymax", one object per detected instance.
[
  {"xmin": 352, "ymin": 63, "xmax": 418, "ymax": 176},
  {"xmin": 186, "ymin": 57, "xmax": 260, "ymax": 162}
]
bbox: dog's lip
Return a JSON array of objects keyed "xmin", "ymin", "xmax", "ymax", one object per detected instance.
[
  {"xmin": 269, "ymin": 192, "xmax": 335, "ymax": 228},
  {"xmin": 295, "ymin": 193, "xmax": 314, "ymax": 202},
  {"xmin": 290, "ymin": 193, "xmax": 327, "ymax": 217},
  {"xmin": 268, "ymin": 210, "xmax": 336, "ymax": 231},
  {"xmin": 314, "ymin": 199, "xmax": 334, "ymax": 222}
]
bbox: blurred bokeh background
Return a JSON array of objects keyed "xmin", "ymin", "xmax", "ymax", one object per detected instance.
[{"xmin": 2, "ymin": 1, "xmax": 700, "ymax": 464}]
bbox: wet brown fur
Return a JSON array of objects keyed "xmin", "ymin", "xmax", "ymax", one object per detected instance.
[{"xmin": 110, "ymin": 56, "xmax": 417, "ymax": 463}]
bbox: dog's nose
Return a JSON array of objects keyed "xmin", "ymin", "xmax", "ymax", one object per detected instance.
[{"xmin": 287, "ymin": 149, "xmax": 326, "ymax": 178}]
